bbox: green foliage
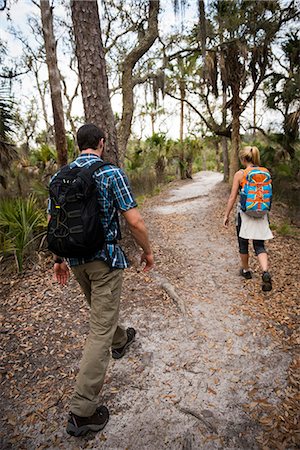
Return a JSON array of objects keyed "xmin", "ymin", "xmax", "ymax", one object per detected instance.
[
  {"xmin": 30, "ymin": 180, "xmax": 49, "ymax": 202},
  {"xmin": 67, "ymin": 134, "xmax": 77, "ymax": 159},
  {"xmin": 276, "ymin": 163, "xmax": 293, "ymax": 178},
  {"xmin": 277, "ymin": 223, "xmax": 292, "ymax": 236},
  {"xmin": 126, "ymin": 134, "xmax": 219, "ymax": 193},
  {"xmin": 264, "ymin": 31, "xmax": 300, "ymax": 159},
  {"xmin": 276, "ymin": 222, "xmax": 300, "ymax": 237},
  {"xmin": 0, "ymin": 86, "xmax": 18, "ymax": 186},
  {"xmin": 0, "ymin": 194, "xmax": 47, "ymax": 272},
  {"xmin": 30, "ymin": 143, "xmax": 57, "ymax": 166},
  {"xmin": 249, "ymin": 136, "xmax": 300, "ymax": 180}
]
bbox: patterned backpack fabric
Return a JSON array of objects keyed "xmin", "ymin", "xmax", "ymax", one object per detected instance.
[{"xmin": 240, "ymin": 166, "xmax": 272, "ymax": 218}]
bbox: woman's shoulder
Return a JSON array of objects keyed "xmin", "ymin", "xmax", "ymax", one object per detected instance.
[{"xmin": 234, "ymin": 169, "xmax": 244, "ymax": 180}]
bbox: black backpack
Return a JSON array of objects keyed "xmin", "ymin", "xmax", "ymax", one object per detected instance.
[{"xmin": 47, "ymin": 161, "xmax": 109, "ymax": 258}]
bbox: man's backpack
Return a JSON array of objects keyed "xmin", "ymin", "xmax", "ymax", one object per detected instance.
[
  {"xmin": 240, "ymin": 166, "xmax": 272, "ymax": 218},
  {"xmin": 47, "ymin": 161, "xmax": 109, "ymax": 258}
]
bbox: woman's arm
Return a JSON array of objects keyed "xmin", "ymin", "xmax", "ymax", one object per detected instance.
[{"xmin": 223, "ymin": 171, "xmax": 243, "ymax": 227}]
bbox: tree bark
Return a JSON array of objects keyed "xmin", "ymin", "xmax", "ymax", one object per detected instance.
[
  {"xmin": 70, "ymin": 0, "xmax": 119, "ymax": 164},
  {"xmin": 40, "ymin": 0, "xmax": 67, "ymax": 167},
  {"xmin": 253, "ymin": 92, "xmax": 257, "ymax": 137},
  {"xmin": 222, "ymin": 88, "xmax": 229, "ymax": 182},
  {"xmin": 214, "ymin": 140, "xmax": 221, "ymax": 172},
  {"xmin": 229, "ymin": 91, "xmax": 241, "ymax": 183},
  {"xmin": 118, "ymin": 0, "xmax": 159, "ymax": 162},
  {"xmin": 150, "ymin": 111, "xmax": 155, "ymax": 135},
  {"xmin": 179, "ymin": 79, "xmax": 186, "ymax": 179},
  {"xmin": 33, "ymin": 68, "xmax": 50, "ymax": 143},
  {"xmin": 198, "ymin": 0, "xmax": 207, "ymax": 79}
]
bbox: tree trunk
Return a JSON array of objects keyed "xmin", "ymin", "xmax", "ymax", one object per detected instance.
[
  {"xmin": 179, "ymin": 79, "xmax": 186, "ymax": 179},
  {"xmin": 70, "ymin": 0, "xmax": 119, "ymax": 164},
  {"xmin": 222, "ymin": 88, "xmax": 229, "ymax": 182},
  {"xmin": 33, "ymin": 69, "xmax": 50, "ymax": 143},
  {"xmin": 202, "ymin": 151, "xmax": 207, "ymax": 171},
  {"xmin": 253, "ymin": 92, "xmax": 257, "ymax": 137},
  {"xmin": 150, "ymin": 111, "xmax": 155, "ymax": 135},
  {"xmin": 40, "ymin": 0, "xmax": 67, "ymax": 167},
  {"xmin": 179, "ymin": 79, "xmax": 185, "ymax": 143},
  {"xmin": 222, "ymin": 137, "xmax": 229, "ymax": 181},
  {"xmin": 155, "ymin": 156, "xmax": 165, "ymax": 184},
  {"xmin": 214, "ymin": 140, "xmax": 221, "ymax": 172},
  {"xmin": 198, "ymin": 0, "xmax": 207, "ymax": 79},
  {"xmin": 229, "ymin": 91, "xmax": 241, "ymax": 183},
  {"xmin": 118, "ymin": 0, "xmax": 159, "ymax": 162}
]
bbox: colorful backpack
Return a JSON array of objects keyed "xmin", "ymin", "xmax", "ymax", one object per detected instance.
[{"xmin": 240, "ymin": 166, "xmax": 272, "ymax": 218}]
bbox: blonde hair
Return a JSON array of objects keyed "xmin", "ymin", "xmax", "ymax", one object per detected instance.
[{"xmin": 239, "ymin": 146, "xmax": 260, "ymax": 165}]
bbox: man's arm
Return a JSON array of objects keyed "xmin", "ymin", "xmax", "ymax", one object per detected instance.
[
  {"xmin": 122, "ymin": 208, "xmax": 154, "ymax": 271},
  {"xmin": 48, "ymin": 214, "xmax": 70, "ymax": 285}
]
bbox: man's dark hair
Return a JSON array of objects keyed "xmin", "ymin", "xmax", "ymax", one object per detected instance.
[{"xmin": 77, "ymin": 124, "xmax": 106, "ymax": 151}]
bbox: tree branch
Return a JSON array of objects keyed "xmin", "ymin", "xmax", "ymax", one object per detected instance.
[
  {"xmin": 166, "ymin": 90, "xmax": 232, "ymax": 138},
  {"xmin": 0, "ymin": 69, "xmax": 31, "ymax": 79},
  {"xmin": 247, "ymin": 126, "xmax": 267, "ymax": 136},
  {"xmin": 242, "ymin": 73, "xmax": 273, "ymax": 112},
  {"xmin": 105, "ymin": 25, "xmax": 138, "ymax": 53}
]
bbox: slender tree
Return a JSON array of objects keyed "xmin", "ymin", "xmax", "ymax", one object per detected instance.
[
  {"xmin": 118, "ymin": 0, "xmax": 159, "ymax": 162},
  {"xmin": 71, "ymin": 0, "xmax": 119, "ymax": 164},
  {"xmin": 40, "ymin": 0, "xmax": 67, "ymax": 167}
]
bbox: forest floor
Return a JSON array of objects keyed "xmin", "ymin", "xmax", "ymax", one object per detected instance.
[{"xmin": 1, "ymin": 172, "xmax": 299, "ymax": 450}]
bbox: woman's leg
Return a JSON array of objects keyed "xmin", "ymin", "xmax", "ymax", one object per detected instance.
[
  {"xmin": 236, "ymin": 214, "xmax": 249, "ymax": 270},
  {"xmin": 253, "ymin": 241, "xmax": 272, "ymax": 291},
  {"xmin": 240, "ymin": 253, "xmax": 250, "ymax": 270},
  {"xmin": 257, "ymin": 253, "xmax": 268, "ymax": 272},
  {"xmin": 253, "ymin": 241, "xmax": 268, "ymax": 271}
]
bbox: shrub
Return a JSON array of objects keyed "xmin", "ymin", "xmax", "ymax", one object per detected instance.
[{"xmin": 0, "ymin": 195, "xmax": 47, "ymax": 272}]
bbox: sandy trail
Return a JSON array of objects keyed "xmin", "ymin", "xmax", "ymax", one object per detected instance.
[
  {"xmin": 2, "ymin": 172, "xmax": 291, "ymax": 450},
  {"xmin": 85, "ymin": 172, "xmax": 289, "ymax": 449}
]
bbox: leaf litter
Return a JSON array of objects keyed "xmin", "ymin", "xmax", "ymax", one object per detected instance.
[{"xmin": 0, "ymin": 173, "xmax": 299, "ymax": 449}]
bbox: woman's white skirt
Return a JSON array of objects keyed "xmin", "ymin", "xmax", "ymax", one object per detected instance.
[{"xmin": 239, "ymin": 211, "xmax": 274, "ymax": 240}]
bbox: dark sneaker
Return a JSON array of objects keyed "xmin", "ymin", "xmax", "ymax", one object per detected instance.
[
  {"xmin": 262, "ymin": 271, "xmax": 272, "ymax": 292},
  {"xmin": 112, "ymin": 327, "xmax": 136, "ymax": 360},
  {"xmin": 239, "ymin": 268, "xmax": 252, "ymax": 279},
  {"xmin": 66, "ymin": 405, "xmax": 109, "ymax": 437}
]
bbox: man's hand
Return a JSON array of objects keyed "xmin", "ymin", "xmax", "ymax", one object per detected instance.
[
  {"xmin": 141, "ymin": 252, "xmax": 154, "ymax": 272},
  {"xmin": 223, "ymin": 216, "xmax": 229, "ymax": 228},
  {"xmin": 54, "ymin": 261, "xmax": 70, "ymax": 285}
]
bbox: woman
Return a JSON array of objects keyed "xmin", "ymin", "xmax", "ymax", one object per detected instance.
[{"xmin": 223, "ymin": 146, "xmax": 273, "ymax": 291}]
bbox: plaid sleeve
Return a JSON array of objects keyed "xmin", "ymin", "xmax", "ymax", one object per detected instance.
[{"xmin": 111, "ymin": 168, "xmax": 137, "ymax": 211}]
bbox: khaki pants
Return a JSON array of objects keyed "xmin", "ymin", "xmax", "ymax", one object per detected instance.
[{"xmin": 70, "ymin": 260, "xmax": 127, "ymax": 417}]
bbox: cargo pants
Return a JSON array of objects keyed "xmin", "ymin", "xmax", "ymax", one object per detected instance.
[{"xmin": 70, "ymin": 260, "xmax": 128, "ymax": 417}]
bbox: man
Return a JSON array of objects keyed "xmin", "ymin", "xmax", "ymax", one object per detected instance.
[{"xmin": 49, "ymin": 123, "xmax": 154, "ymax": 437}]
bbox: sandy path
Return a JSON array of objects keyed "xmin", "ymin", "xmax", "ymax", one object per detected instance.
[
  {"xmin": 1, "ymin": 172, "xmax": 292, "ymax": 450},
  {"xmin": 79, "ymin": 172, "xmax": 289, "ymax": 449}
]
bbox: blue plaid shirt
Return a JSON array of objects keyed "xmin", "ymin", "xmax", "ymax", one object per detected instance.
[{"xmin": 48, "ymin": 154, "xmax": 137, "ymax": 268}]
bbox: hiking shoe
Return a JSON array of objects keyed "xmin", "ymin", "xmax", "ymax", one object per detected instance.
[
  {"xmin": 262, "ymin": 271, "xmax": 272, "ymax": 292},
  {"xmin": 239, "ymin": 268, "xmax": 252, "ymax": 280},
  {"xmin": 66, "ymin": 405, "xmax": 109, "ymax": 437},
  {"xmin": 112, "ymin": 327, "xmax": 136, "ymax": 360}
]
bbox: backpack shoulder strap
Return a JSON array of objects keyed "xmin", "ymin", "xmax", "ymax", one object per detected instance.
[
  {"xmin": 75, "ymin": 161, "xmax": 112, "ymax": 184},
  {"xmin": 50, "ymin": 164, "xmax": 71, "ymax": 182},
  {"xmin": 240, "ymin": 167, "xmax": 252, "ymax": 189},
  {"xmin": 88, "ymin": 161, "xmax": 111, "ymax": 173}
]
